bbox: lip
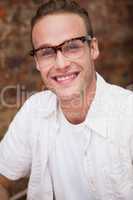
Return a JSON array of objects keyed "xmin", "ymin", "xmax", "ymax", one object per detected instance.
[{"xmin": 51, "ymin": 72, "xmax": 80, "ymax": 86}]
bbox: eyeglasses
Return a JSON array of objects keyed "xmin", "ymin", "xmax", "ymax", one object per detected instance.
[{"xmin": 30, "ymin": 35, "xmax": 92, "ymax": 67}]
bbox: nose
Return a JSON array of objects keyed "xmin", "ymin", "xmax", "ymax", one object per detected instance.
[{"xmin": 54, "ymin": 50, "xmax": 70, "ymax": 69}]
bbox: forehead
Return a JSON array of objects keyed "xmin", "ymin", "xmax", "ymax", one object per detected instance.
[{"xmin": 32, "ymin": 13, "xmax": 87, "ymax": 47}]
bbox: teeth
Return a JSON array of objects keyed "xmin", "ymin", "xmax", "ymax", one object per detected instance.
[{"xmin": 56, "ymin": 74, "xmax": 76, "ymax": 82}]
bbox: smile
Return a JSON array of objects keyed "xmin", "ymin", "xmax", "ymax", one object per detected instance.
[{"xmin": 52, "ymin": 72, "xmax": 79, "ymax": 85}]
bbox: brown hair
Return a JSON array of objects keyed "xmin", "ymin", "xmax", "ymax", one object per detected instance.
[{"xmin": 31, "ymin": 0, "xmax": 94, "ymax": 38}]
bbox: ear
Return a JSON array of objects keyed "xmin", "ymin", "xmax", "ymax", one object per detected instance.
[
  {"xmin": 34, "ymin": 56, "xmax": 40, "ymax": 71},
  {"xmin": 90, "ymin": 37, "xmax": 99, "ymax": 60}
]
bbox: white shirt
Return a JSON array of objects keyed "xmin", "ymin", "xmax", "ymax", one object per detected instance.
[
  {"xmin": 0, "ymin": 73, "xmax": 133, "ymax": 200},
  {"xmin": 48, "ymin": 107, "xmax": 91, "ymax": 200}
]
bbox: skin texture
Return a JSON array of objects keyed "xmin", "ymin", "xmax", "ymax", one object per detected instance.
[
  {"xmin": 0, "ymin": 186, "xmax": 9, "ymax": 200},
  {"xmin": 0, "ymin": 175, "xmax": 12, "ymax": 199},
  {"xmin": 32, "ymin": 13, "xmax": 99, "ymax": 123}
]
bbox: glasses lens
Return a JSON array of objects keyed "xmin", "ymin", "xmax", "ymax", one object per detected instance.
[
  {"xmin": 36, "ymin": 47, "xmax": 56, "ymax": 66},
  {"xmin": 63, "ymin": 39, "xmax": 84, "ymax": 59},
  {"xmin": 34, "ymin": 37, "xmax": 87, "ymax": 67}
]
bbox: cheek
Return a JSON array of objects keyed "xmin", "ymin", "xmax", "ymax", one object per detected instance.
[
  {"xmin": 80, "ymin": 49, "xmax": 92, "ymax": 68},
  {"xmin": 39, "ymin": 67, "xmax": 50, "ymax": 78},
  {"xmin": 39, "ymin": 68, "xmax": 55, "ymax": 90},
  {"xmin": 82, "ymin": 57, "xmax": 92, "ymax": 72},
  {"xmin": 85, "ymin": 51, "xmax": 94, "ymax": 69},
  {"xmin": 39, "ymin": 69, "xmax": 51, "ymax": 86},
  {"xmin": 39, "ymin": 70, "xmax": 47, "ymax": 79}
]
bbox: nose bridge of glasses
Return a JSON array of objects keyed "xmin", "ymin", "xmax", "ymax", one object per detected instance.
[
  {"xmin": 55, "ymin": 46, "xmax": 70, "ymax": 68},
  {"xmin": 54, "ymin": 41, "xmax": 65, "ymax": 55},
  {"xmin": 53, "ymin": 41, "xmax": 68, "ymax": 62},
  {"xmin": 56, "ymin": 48, "xmax": 67, "ymax": 62}
]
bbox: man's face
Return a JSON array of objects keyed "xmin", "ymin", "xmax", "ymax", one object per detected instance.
[{"xmin": 32, "ymin": 13, "xmax": 99, "ymax": 99}]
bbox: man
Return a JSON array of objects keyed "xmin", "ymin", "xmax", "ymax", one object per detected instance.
[{"xmin": 0, "ymin": 0, "xmax": 133, "ymax": 199}]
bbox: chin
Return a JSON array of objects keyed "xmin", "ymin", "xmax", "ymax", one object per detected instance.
[
  {"xmin": 55, "ymin": 89, "xmax": 72, "ymax": 99},
  {"xmin": 54, "ymin": 86, "xmax": 82, "ymax": 101}
]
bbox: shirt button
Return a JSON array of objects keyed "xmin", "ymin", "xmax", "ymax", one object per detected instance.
[{"xmin": 84, "ymin": 151, "xmax": 87, "ymax": 156}]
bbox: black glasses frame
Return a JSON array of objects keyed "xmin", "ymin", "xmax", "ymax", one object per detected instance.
[{"xmin": 29, "ymin": 35, "xmax": 92, "ymax": 57}]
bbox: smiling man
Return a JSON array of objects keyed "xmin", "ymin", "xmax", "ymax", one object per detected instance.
[
  {"xmin": 0, "ymin": 0, "xmax": 133, "ymax": 200},
  {"xmin": 31, "ymin": 10, "xmax": 98, "ymax": 123}
]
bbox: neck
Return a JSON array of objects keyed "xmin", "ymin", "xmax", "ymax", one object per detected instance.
[{"xmin": 59, "ymin": 76, "xmax": 96, "ymax": 124}]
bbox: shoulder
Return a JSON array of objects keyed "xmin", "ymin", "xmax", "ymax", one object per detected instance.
[
  {"xmin": 105, "ymin": 83, "xmax": 133, "ymax": 135},
  {"xmin": 107, "ymin": 81, "xmax": 133, "ymax": 100},
  {"xmin": 22, "ymin": 90, "xmax": 58, "ymax": 117},
  {"xmin": 95, "ymin": 74, "xmax": 133, "ymax": 130},
  {"xmin": 107, "ymin": 84, "xmax": 133, "ymax": 144},
  {"xmin": 96, "ymin": 75, "xmax": 133, "ymax": 142},
  {"xmin": 97, "ymin": 73, "xmax": 133, "ymax": 115},
  {"xmin": 26, "ymin": 90, "xmax": 57, "ymax": 105},
  {"xmin": 97, "ymin": 73, "xmax": 133, "ymax": 102},
  {"xmin": 2, "ymin": 90, "xmax": 58, "ymax": 144},
  {"xmin": 106, "ymin": 82, "xmax": 133, "ymax": 112}
]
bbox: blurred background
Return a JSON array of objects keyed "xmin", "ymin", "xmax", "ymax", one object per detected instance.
[{"xmin": 0, "ymin": 0, "xmax": 132, "ymax": 198}]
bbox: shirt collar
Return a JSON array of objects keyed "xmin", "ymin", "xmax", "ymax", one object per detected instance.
[
  {"xmin": 84, "ymin": 73, "xmax": 109, "ymax": 138},
  {"xmin": 34, "ymin": 90, "xmax": 57, "ymax": 118}
]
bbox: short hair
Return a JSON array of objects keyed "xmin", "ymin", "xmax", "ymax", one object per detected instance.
[{"xmin": 31, "ymin": 0, "xmax": 94, "ymax": 38}]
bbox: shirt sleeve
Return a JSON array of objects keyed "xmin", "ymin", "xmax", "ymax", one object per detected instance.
[{"xmin": 0, "ymin": 100, "xmax": 32, "ymax": 180}]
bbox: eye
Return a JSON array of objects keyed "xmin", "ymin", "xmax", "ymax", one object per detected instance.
[
  {"xmin": 37, "ymin": 47, "xmax": 55, "ymax": 57},
  {"xmin": 64, "ymin": 39, "xmax": 83, "ymax": 52}
]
